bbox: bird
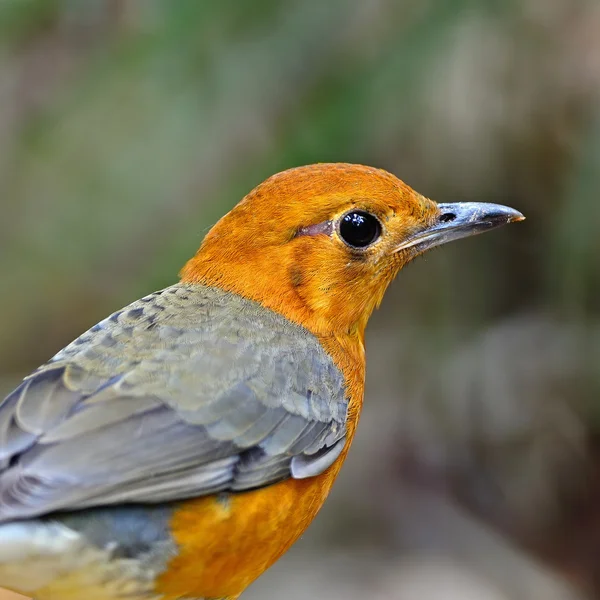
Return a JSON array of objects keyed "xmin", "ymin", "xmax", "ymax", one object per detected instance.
[{"xmin": 0, "ymin": 163, "xmax": 523, "ymax": 600}]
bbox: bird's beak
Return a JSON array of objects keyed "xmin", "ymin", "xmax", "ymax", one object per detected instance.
[{"xmin": 395, "ymin": 202, "xmax": 525, "ymax": 254}]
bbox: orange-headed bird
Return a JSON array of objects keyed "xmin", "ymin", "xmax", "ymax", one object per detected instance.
[{"xmin": 0, "ymin": 164, "xmax": 523, "ymax": 599}]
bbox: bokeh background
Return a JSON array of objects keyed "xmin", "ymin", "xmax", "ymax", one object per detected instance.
[{"xmin": 1, "ymin": 0, "xmax": 600, "ymax": 598}]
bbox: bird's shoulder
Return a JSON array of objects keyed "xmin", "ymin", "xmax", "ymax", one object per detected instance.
[
  {"xmin": 52, "ymin": 283, "xmax": 332, "ymax": 370},
  {"xmin": 40, "ymin": 282, "xmax": 347, "ymax": 422}
]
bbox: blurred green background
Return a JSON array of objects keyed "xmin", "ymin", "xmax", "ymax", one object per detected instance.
[{"xmin": 1, "ymin": 0, "xmax": 600, "ymax": 599}]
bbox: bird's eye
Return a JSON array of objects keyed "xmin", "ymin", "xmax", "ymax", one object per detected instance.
[{"xmin": 339, "ymin": 211, "xmax": 382, "ymax": 248}]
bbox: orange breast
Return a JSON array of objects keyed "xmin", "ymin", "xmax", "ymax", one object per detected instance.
[
  {"xmin": 156, "ymin": 460, "xmax": 344, "ymax": 599},
  {"xmin": 156, "ymin": 331, "xmax": 365, "ymax": 600}
]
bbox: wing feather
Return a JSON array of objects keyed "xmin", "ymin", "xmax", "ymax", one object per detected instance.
[{"xmin": 0, "ymin": 284, "xmax": 348, "ymax": 522}]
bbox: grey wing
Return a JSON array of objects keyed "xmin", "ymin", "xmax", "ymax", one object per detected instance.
[{"xmin": 0, "ymin": 284, "xmax": 348, "ymax": 523}]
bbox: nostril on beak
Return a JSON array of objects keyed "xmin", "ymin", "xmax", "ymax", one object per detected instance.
[{"xmin": 439, "ymin": 212, "xmax": 456, "ymax": 223}]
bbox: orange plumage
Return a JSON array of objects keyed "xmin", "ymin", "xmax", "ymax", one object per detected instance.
[
  {"xmin": 159, "ymin": 472, "xmax": 341, "ymax": 598},
  {"xmin": 0, "ymin": 164, "xmax": 523, "ymax": 600}
]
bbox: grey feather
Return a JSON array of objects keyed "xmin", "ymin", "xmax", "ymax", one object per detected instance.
[
  {"xmin": 290, "ymin": 437, "xmax": 346, "ymax": 479},
  {"xmin": 0, "ymin": 284, "xmax": 348, "ymax": 522},
  {"xmin": 14, "ymin": 368, "xmax": 81, "ymax": 435},
  {"xmin": 0, "ymin": 391, "xmax": 37, "ymax": 466},
  {"xmin": 40, "ymin": 396, "xmax": 162, "ymax": 443}
]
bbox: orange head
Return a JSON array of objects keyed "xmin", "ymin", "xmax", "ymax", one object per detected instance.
[{"xmin": 181, "ymin": 163, "xmax": 523, "ymax": 341}]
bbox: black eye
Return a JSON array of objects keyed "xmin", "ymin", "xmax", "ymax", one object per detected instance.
[{"xmin": 339, "ymin": 211, "xmax": 382, "ymax": 248}]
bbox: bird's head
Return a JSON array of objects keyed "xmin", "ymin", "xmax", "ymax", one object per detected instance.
[{"xmin": 182, "ymin": 164, "xmax": 523, "ymax": 340}]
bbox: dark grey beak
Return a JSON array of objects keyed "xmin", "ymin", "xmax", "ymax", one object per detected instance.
[{"xmin": 395, "ymin": 202, "xmax": 525, "ymax": 254}]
